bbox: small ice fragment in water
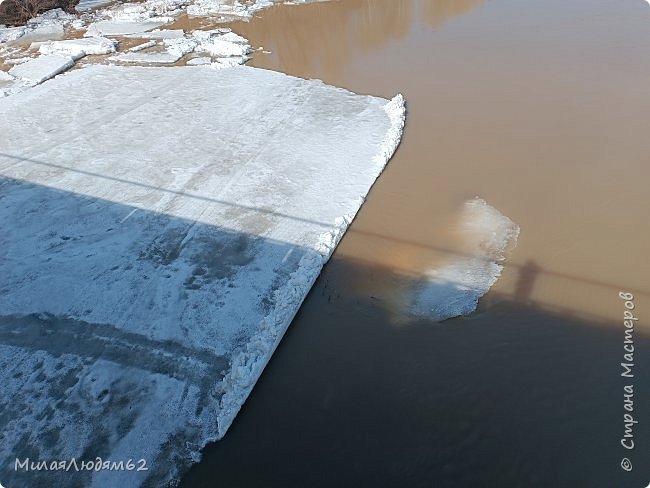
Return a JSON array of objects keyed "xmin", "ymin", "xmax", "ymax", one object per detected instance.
[{"xmin": 408, "ymin": 198, "xmax": 520, "ymax": 321}]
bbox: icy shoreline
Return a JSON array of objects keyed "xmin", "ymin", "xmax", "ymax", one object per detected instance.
[{"xmin": 0, "ymin": 0, "xmax": 329, "ymax": 96}]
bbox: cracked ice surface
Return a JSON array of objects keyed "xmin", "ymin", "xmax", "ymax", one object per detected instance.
[{"xmin": 0, "ymin": 64, "xmax": 405, "ymax": 488}]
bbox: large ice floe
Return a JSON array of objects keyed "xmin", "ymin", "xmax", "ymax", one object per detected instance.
[
  {"xmin": 7, "ymin": 53, "xmax": 75, "ymax": 83},
  {"xmin": 38, "ymin": 37, "xmax": 118, "ymax": 57},
  {"xmin": 0, "ymin": 64, "xmax": 405, "ymax": 487}
]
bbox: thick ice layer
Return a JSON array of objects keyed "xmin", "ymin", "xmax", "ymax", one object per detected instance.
[
  {"xmin": 8, "ymin": 53, "xmax": 74, "ymax": 84},
  {"xmin": 0, "ymin": 26, "xmax": 26, "ymax": 43},
  {"xmin": 0, "ymin": 64, "xmax": 405, "ymax": 488},
  {"xmin": 187, "ymin": 56, "xmax": 211, "ymax": 65},
  {"xmin": 17, "ymin": 23, "xmax": 65, "ymax": 43},
  {"xmin": 125, "ymin": 28, "xmax": 186, "ymax": 39},
  {"xmin": 85, "ymin": 19, "xmax": 171, "ymax": 36},
  {"xmin": 113, "ymin": 49, "xmax": 181, "ymax": 63},
  {"xmin": 76, "ymin": 0, "xmax": 116, "ymax": 11},
  {"xmin": 409, "ymin": 198, "xmax": 520, "ymax": 321},
  {"xmin": 128, "ymin": 39, "xmax": 157, "ymax": 51},
  {"xmin": 112, "ymin": 30, "xmax": 250, "ymax": 65},
  {"xmin": 38, "ymin": 37, "xmax": 118, "ymax": 57}
]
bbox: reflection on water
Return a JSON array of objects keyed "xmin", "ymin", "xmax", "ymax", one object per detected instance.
[
  {"xmin": 513, "ymin": 259, "xmax": 540, "ymax": 304},
  {"xmin": 233, "ymin": 0, "xmax": 483, "ymax": 78},
  {"xmin": 418, "ymin": 0, "xmax": 484, "ymax": 28}
]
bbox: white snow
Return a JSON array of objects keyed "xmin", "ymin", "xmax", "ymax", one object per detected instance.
[
  {"xmin": 128, "ymin": 39, "xmax": 157, "ymax": 51},
  {"xmin": 211, "ymin": 55, "xmax": 247, "ymax": 68},
  {"xmin": 85, "ymin": 20, "xmax": 172, "ymax": 36},
  {"xmin": 113, "ymin": 49, "xmax": 182, "ymax": 63},
  {"xmin": 215, "ymin": 31, "xmax": 247, "ymax": 44},
  {"xmin": 0, "ymin": 69, "xmax": 13, "ymax": 80},
  {"xmin": 7, "ymin": 53, "xmax": 74, "ymax": 84},
  {"xmin": 4, "ymin": 55, "xmax": 32, "ymax": 64},
  {"xmin": 125, "ymin": 28, "xmax": 186, "ymax": 39},
  {"xmin": 114, "ymin": 36, "xmax": 196, "ymax": 63},
  {"xmin": 16, "ymin": 24, "xmax": 65, "ymax": 43},
  {"xmin": 198, "ymin": 36, "xmax": 250, "ymax": 56},
  {"xmin": 0, "ymin": 26, "xmax": 26, "ymax": 43},
  {"xmin": 38, "ymin": 37, "xmax": 118, "ymax": 57},
  {"xmin": 0, "ymin": 64, "xmax": 405, "ymax": 488},
  {"xmin": 186, "ymin": 0, "xmax": 251, "ymax": 17},
  {"xmin": 187, "ymin": 56, "xmax": 212, "ymax": 65},
  {"xmin": 76, "ymin": 0, "xmax": 116, "ymax": 11},
  {"xmin": 112, "ymin": 30, "xmax": 250, "ymax": 65},
  {"xmin": 408, "ymin": 198, "xmax": 520, "ymax": 321}
]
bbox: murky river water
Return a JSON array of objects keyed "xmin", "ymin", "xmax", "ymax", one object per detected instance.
[{"xmin": 181, "ymin": 1, "xmax": 650, "ymax": 486}]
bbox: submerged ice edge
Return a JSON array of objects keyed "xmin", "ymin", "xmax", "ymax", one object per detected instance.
[
  {"xmin": 408, "ymin": 198, "xmax": 520, "ymax": 322},
  {"xmin": 214, "ymin": 94, "xmax": 407, "ymax": 441}
]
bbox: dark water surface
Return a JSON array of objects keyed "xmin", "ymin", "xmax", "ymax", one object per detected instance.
[{"xmin": 181, "ymin": 1, "xmax": 650, "ymax": 486}]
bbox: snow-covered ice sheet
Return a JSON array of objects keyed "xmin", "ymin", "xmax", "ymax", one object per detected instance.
[
  {"xmin": 127, "ymin": 39, "xmax": 158, "ymax": 51},
  {"xmin": 15, "ymin": 23, "xmax": 65, "ymax": 43},
  {"xmin": 76, "ymin": 0, "xmax": 116, "ymax": 11},
  {"xmin": 125, "ymin": 28, "xmax": 186, "ymax": 39},
  {"xmin": 113, "ymin": 36, "xmax": 196, "ymax": 63},
  {"xmin": 113, "ymin": 49, "xmax": 183, "ymax": 63},
  {"xmin": 211, "ymin": 55, "xmax": 248, "ymax": 68},
  {"xmin": 38, "ymin": 37, "xmax": 117, "ymax": 57},
  {"xmin": 198, "ymin": 36, "xmax": 250, "ymax": 56},
  {"xmin": 112, "ymin": 30, "xmax": 250, "ymax": 65},
  {"xmin": 0, "ymin": 64, "xmax": 405, "ymax": 488},
  {"xmin": 187, "ymin": 55, "xmax": 211, "ymax": 65},
  {"xmin": 85, "ymin": 19, "xmax": 171, "ymax": 36},
  {"xmin": 7, "ymin": 53, "xmax": 74, "ymax": 84},
  {"xmin": 0, "ymin": 26, "xmax": 26, "ymax": 43}
]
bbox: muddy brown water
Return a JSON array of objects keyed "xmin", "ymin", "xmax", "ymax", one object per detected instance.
[{"xmin": 180, "ymin": 1, "xmax": 650, "ymax": 487}]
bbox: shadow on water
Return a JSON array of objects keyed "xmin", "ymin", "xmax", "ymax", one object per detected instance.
[
  {"xmin": 0, "ymin": 176, "xmax": 647, "ymax": 488},
  {"xmin": 180, "ymin": 253, "xmax": 650, "ymax": 488},
  {"xmin": 513, "ymin": 259, "xmax": 540, "ymax": 304}
]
